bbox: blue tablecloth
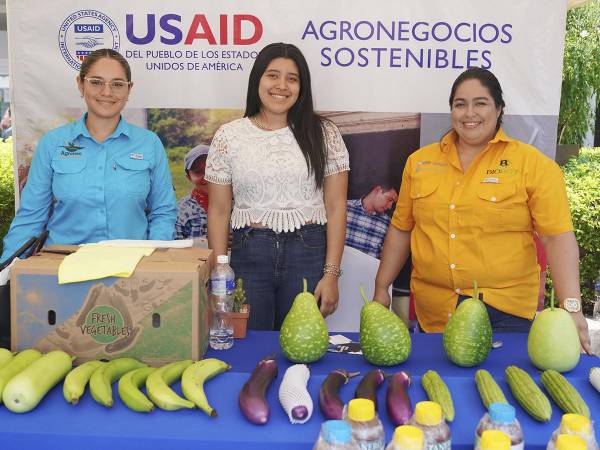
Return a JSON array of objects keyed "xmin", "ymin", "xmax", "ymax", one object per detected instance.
[{"xmin": 0, "ymin": 331, "xmax": 598, "ymax": 450}]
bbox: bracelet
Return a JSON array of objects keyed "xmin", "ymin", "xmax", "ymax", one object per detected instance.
[{"xmin": 323, "ymin": 263, "xmax": 343, "ymax": 278}]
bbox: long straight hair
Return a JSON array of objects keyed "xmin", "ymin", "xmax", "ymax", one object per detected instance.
[{"xmin": 244, "ymin": 43, "xmax": 327, "ymax": 188}]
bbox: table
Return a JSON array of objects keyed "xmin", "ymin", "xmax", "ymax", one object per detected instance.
[{"xmin": 0, "ymin": 332, "xmax": 598, "ymax": 450}]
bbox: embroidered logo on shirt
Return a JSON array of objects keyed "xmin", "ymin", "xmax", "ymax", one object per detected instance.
[
  {"xmin": 60, "ymin": 141, "xmax": 84, "ymax": 152},
  {"xmin": 500, "ymin": 159, "xmax": 509, "ymax": 166},
  {"xmin": 129, "ymin": 153, "xmax": 144, "ymax": 160},
  {"xmin": 482, "ymin": 177, "xmax": 500, "ymax": 183}
]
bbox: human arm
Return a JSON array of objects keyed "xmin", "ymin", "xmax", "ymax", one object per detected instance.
[
  {"xmin": 315, "ymin": 171, "xmax": 348, "ymax": 317},
  {"xmin": 146, "ymin": 136, "xmax": 177, "ymax": 240},
  {"xmin": 207, "ymin": 182, "xmax": 232, "ymax": 262},
  {"xmin": 373, "ymin": 227, "xmax": 412, "ymax": 307},
  {"xmin": 539, "ymin": 231, "xmax": 591, "ymax": 354},
  {"xmin": 1, "ymin": 134, "xmax": 54, "ymax": 263}
]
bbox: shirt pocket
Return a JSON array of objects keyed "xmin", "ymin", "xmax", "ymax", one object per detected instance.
[
  {"xmin": 410, "ymin": 177, "xmax": 440, "ymax": 225},
  {"xmin": 476, "ymin": 183, "xmax": 532, "ymax": 232},
  {"xmin": 115, "ymin": 156, "xmax": 151, "ymax": 195},
  {"xmin": 51, "ymin": 158, "xmax": 87, "ymax": 199}
]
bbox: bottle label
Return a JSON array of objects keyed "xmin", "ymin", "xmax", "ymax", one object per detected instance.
[
  {"xmin": 356, "ymin": 438, "xmax": 384, "ymax": 450},
  {"xmin": 211, "ymin": 278, "xmax": 234, "ymax": 295},
  {"xmin": 428, "ymin": 440, "xmax": 451, "ymax": 450},
  {"xmin": 475, "ymin": 435, "xmax": 523, "ymax": 450}
]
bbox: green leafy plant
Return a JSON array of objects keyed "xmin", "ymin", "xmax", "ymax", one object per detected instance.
[
  {"xmin": 0, "ymin": 140, "xmax": 15, "ymax": 256},
  {"xmin": 558, "ymin": 2, "xmax": 600, "ymax": 145},
  {"xmin": 546, "ymin": 147, "xmax": 600, "ymax": 316},
  {"xmin": 232, "ymin": 278, "xmax": 247, "ymax": 313}
]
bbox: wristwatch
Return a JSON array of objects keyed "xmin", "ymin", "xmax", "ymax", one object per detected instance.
[{"xmin": 562, "ymin": 297, "xmax": 581, "ymax": 313}]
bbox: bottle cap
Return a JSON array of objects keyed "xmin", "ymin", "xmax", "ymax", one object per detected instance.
[
  {"xmin": 414, "ymin": 401, "xmax": 443, "ymax": 426},
  {"xmin": 392, "ymin": 425, "xmax": 424, "ymax": 449},
  {"xmin": 489, "ymin": 403, "xmax": 516, "ymax": 424},
  {"xmin": 217, "ymin": 255, "xmax": 229, "ymax": 264},
  {"xmin": 480, "ymin": 430, "xmax": 511, "ymax": 450},
  {"xmin": 347, "ymin": 398, "xmax": 375, "ymax": 422},
  {"xmin": 322, "ymin": 420, "xmax": 352, "ymax": 444},
  {"xmin": 560, "ymin": 413, "xmax": 591, "ymax": 435},
  {"xmin": 556, "ymin": 434, "xmax": 586, "ymax": 450}
]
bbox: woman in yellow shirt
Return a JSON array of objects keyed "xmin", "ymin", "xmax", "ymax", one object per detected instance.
[{"xmin": 374, "ymin": 67, "xmax": 590, "ymax": 353}]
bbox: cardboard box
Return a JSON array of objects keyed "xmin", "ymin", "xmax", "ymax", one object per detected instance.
[{"xmin": 11, "ymin": 246, "xmax": 212, "ymax": 365}]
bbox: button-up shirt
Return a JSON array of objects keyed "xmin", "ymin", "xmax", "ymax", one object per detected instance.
[
  {"xmin": 345, "ymin": 198, "xmax": 390, "ymax": 259},
  {"xmin": 1, "ymin": 115, "xmax": 176, "ymax": 262},
  {"xmin": 175, "ymin": 194, "xmax": 207, "ymax": 239},
  {"xmin": 391, "ymin": 129, "xmax": 573, "ymax": 332}
]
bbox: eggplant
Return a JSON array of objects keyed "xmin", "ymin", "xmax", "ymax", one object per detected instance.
[
  {"xmin": 354, "ymin": 368, "xmax": 386, "ymax": 410},
  {"xmin": 318, "ymin": 369, "xmax": 359, "ymax": 419},
  {"xmin": 386, "ymin": 371, "xmax": 412, "ymax": 426},
  {"xmin": 239, "ymin": 355, "xmax": 278, "ymax": 425}
]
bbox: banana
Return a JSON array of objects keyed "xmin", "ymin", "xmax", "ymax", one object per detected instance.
[
  {"xmin": 63, "ymin": 360, "xmax": 106, "ymax": 404},
  {"xmin": 146, "ymin": 360, "xmax": 195, "ymax": 411},
  {"xmin": 3, "ymin": 350, "xmax": 73, "ymax": 413},
  {"xmin": 0, "ymin": 348, "xmax": 14, "ymax": 369},
  {"xmin": 90, "ymin": 357, "xmax": 146, "ymax": 407},
  {"xmin": 0, "ymin": 349, "xmax": 42, "ymax": 403},
  {"xmin": 118, "ymin": 367, "xmax": 156, "ymax": 413},
  {"xmin": 182, "ymin": 358, "xmax": 231, "ymax": 417}
]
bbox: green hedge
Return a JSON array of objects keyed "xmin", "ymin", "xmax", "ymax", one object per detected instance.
[
  {"xmin": 0, "ymin": 139, "xmax": 15, "ymax": 256},
  {"xmin": 547, "ymin": 147, "xmax": 600, "ymax": 315}
]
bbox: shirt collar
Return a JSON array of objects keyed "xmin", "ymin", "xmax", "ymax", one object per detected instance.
[
  {"xmin": 70, "ymin": 114, "xmax": 131, "ymax": 141},
  {"xmin": 439, "ymin": 127, "xmax": 512, "ymax": 153}
]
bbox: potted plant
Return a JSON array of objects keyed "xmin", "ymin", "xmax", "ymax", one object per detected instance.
[{"xmin": 229, "ymin": 278, "xmax": 250, "ymax": 338}]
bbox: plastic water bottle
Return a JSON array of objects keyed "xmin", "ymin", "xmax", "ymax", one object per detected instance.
[
  {"xmin": 478, "ymin": 430, "xmax": 511, "ymax": 450},
  {"xmin": 547, "ymin": 413, "xmax": 599, "ymax": 450},
  {"xmin": 409, "ymin": 401, "xmax": 451, "ymax": 450},
  {"xmin": 475, "ymin": 403, "xmax": 524, "ymax": 449},
  {"xmin": 209, "ymin": 254, "xmax": 234, "ymax": 350},
  {"xmin": 344, "ymin": 398, "xmax": 385, "ymax": 450},
  {"xmin": 593, "ymin": 273, "xmax": 600, "ymax": 320},
  {"xmin": 313, "ymin": 420, "xmax": 360, "ymax": 450},
  {"xmin": 385, "ymin": 425, "xmax": 424, "ymax": 450}
]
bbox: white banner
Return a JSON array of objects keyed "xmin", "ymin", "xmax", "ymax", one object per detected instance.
[{"xmin": 7, "ymin": 0, "xmax": 567, "ymax": 187}]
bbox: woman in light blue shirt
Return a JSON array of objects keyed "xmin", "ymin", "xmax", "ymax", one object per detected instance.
[{"xmin": 0, "ymin": 49, "xmax": 176, "ymax": 263}]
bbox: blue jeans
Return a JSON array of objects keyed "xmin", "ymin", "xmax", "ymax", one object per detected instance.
[
  {"xmin": 230, "ymin": 224, "xmax": 327, "ymax": 331},
  {"xmin": 418, "ymin": 294, "xmax": 533, "ymax": 333}
]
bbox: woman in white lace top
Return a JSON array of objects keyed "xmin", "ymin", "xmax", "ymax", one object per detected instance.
[{"xmin": 206, "ymin": 43, "xmax": 350, "ymax": 331}]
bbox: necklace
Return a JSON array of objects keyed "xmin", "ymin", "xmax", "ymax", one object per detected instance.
[{"xmin": 252, "ymin": 115, "xmax": 275, "ymax": 131}]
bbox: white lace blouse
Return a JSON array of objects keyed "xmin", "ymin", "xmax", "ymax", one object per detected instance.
[{"xmin": 205, "ymin": 117, "xmax": 350, "ymax": 233}]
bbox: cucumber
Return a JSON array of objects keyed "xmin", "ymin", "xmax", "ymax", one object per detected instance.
[
  {"xmin": 3, "ymin": 350, "xmax": 72, "ymax": 412},
  {"xmin": 541, "ymin": 370, "xmax": 589, "ymax": 417},
  {"xmin": 505, "ymin": 365, "xmax": 552, "ymax": 422},
  {"xmin": 421, "ymin": 370, "xmax": 455, "ymax": 422},
  {"xmin": 475, "ymin": 369, "xmax": 508, "ymax": 409}
]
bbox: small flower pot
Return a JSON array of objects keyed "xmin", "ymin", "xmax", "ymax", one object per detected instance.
[{"xmin": 228, "ymin": 304, "xmax": 250, "ymax": 339}]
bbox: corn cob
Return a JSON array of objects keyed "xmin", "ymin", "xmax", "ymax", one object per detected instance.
[{"xmin": 421, "ymin": 370, "xmax": 455, "ymax": 422}]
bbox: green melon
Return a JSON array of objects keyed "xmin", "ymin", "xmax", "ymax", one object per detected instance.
[
  {"xmin": 279, "ymin": 280, "xmax": 329, "ymax": 363},
  {"xmin": 359, "ymin": 287, "xmax": 411, "ymax": 366},
  {"xmin": 443, "ymin": 281, "xmax": 492, "ymax": 367}
]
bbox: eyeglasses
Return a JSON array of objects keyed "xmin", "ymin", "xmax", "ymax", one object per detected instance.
[{"xmin": 84, "ymin": 77, "xmax": 131, "ymax": 95}]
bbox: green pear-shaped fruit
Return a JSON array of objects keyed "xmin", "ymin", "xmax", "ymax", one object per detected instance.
[
  {"xmin": 443, "ymin": 281, "xmax": 492, "ymax": 367},
  {"xmin": 359, "ymin": 287, "xmax": 411, "ymax": 366},
  {"xmin": 279, "ymin": 279, "xmax": 329, "ymax": 363},
  {"xmin": 528, "ymin": 290, "xmax": 580, "ymax": 372}
]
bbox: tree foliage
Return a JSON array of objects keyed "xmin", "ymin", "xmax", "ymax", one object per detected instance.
[
  {"xmin": 546, "ymin": 147, "xmax": 600, "ymax": 315},
  {"xmin": 558, "ymin": 2, "xmax": 600, "ymax": 145},
  {"xmin": 0, "ymin": 140, "xmax": 15, "ymax": 255}
]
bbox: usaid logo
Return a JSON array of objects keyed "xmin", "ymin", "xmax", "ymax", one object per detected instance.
[{"xmin": 58, "ymin": 10, "xmax": 120, "ymax": 70}]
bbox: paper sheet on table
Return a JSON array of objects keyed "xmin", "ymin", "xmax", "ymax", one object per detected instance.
[
  {"xmin": 96, "ymin": 239, "xmax": 193, "ymax": 248},
  {"xmin": 58, "ymin": 244, "xmax": 155, "ymax": 284}
]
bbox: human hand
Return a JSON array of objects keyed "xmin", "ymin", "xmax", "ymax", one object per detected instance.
[
  {"xmin": 373, "ymin": 286, "xmax": 392, "ymax": 308},
  {"xmin": 570, "ymin": 311, "xmax": 592, "ymax": 354},
  {"xmin": 314, "ymin": 275, "xmax": 339, "ymax": 317}
]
